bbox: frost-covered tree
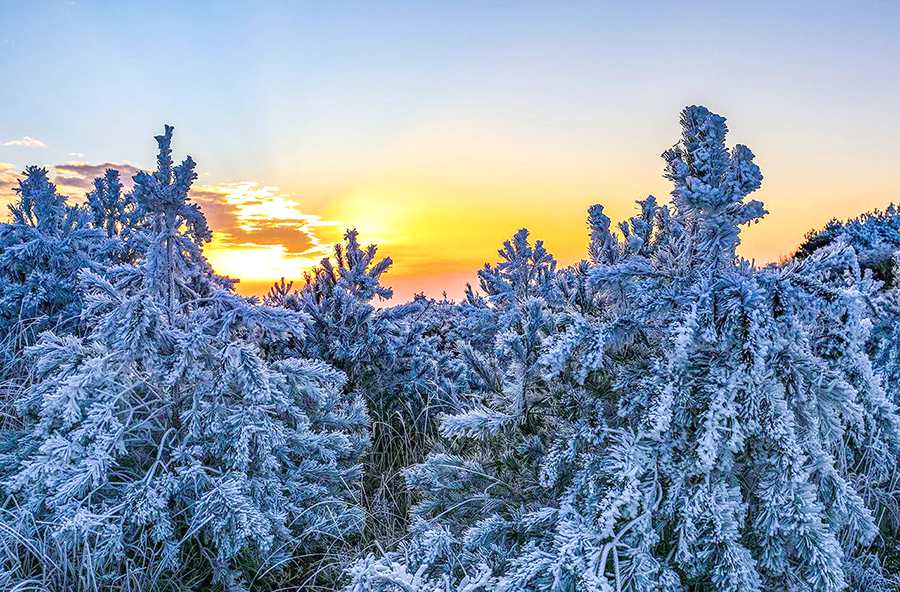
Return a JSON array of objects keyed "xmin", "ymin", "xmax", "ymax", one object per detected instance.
[
  {"xmin": 794, "ymin": 205, "xmax": 900, "ymax": 572},
  {"xmin": 267, "ymin": 231, "xmax": 464, "ymax": 542},
  {"xmin": 85, "ymin": 168, "xmax": 144, "ymax": 264},
  {"xmin": 0, "ymin": 127, "xmax": 369, "ymax": 591},
  {"xmin": 267, "ymin": 228, "xmax": 395, "ymax": 390},
  {"xmin": 1, "ymin": 108, "xmax": 897, "ymax": 592},
  {"xmin": 86, "ymin": 169, "xmax": 126, "ymax": 238},
  {"xmin": 796, "ymin": 204, "xmax": 900, "ymax": 287},
  {"xmin": 541, "ymin": 107, "xmax": 900, "ymax": 591},
  {"xmin": 0, "ymin": 167, "xmax": 105, "ymax": 377},
  {"xmin": 346, "ymin": 107, "xmax": 900, "ymax": 592},
  {"xmin": 345, "ymin": 225, "xmax": 610, "ymax": 592}
]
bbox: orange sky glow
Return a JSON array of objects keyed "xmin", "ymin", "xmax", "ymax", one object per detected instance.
[
  {"xmin": 202, "ymin": 117, "xmax": 899, "ymax": 303},
  {"xmin": 2, "ymin": 114, "xmax": 898, "ymax": 306},
  {"xmin": 2, "ymin": 2, "xmax": 898, "ymax": 304}
]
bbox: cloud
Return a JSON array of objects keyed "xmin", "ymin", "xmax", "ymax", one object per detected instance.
[
  {"xmin": 191, "ymin": 182, "xmax": 341, "ymax": 259},
  {"xmin": 2, "ymin": 136, "xmax": 45, "ymax": 148},
  {"xmin": 0, "ymin": 163, "xmax": 21, "ymax": 211},
  {"xmin": 1, "ymin": 161, "xmax": 341, "ymax": 284},
  {"xmin": 52, "ymin": 162, "xmax": 143, "ymax": 196},
  {"xmin": 1, "ymin": 160, "xmax": 144, "ymax": 212}
]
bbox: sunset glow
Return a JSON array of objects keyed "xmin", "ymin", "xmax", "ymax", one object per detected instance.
[
  {"xmin": 4, "ymin": 3, "xmax": 900, "ymax": 588},
  {"xmin": 1, "ymin": 1, "xmax": 898, "ymax": 303}
]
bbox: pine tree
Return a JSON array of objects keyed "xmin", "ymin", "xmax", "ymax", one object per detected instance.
[
  {"xmin": 1, "ymin": 127, "xmax": 369, "ymax": 591},
  {"xmin": 346, "ymin": 227, "xmax": 603, "ymax": 591},
  {"xmin": 86, "ymin": 169, "xmax": 125, "ymax": 238},
  {"xmin": 266, "ymin": 230, "xmax": 464, "ymax": 544},
  {"xmin": 796, "ymin": 204, "xmax": 900, "ymax": 287},
  {"xmin": 538, "ymin": 106, "xmax": 900, "ymax": 591},
  {"xmin": 779, "ymin": 183, "xmax": 900, "ymax": 582},
  {"xmin": 85, "ymin": 168, "xmax": 144, "ymax": 264},
  {"xmin": 0, "ymin": 167, "xmax": 105, "ymax": 377},
  {"xmin": 1, "ymin": 108, "xmax": 898, "ymax": 592},
  {"xmin": 346, "ymin": 107, "xmax": 900, "ymax": 592}
]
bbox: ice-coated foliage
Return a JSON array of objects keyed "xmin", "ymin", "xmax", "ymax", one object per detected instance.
[
  {"xmin": 0, "ymin": 127, "xmax": 369, "ymax": 591},
  {"xmin": 799, "ymin": 206, "xmax": 900, "ymax": 571},
  {"xmin": 267, "ymin": 229, "xmax": 439, "ymax": 417},
  {"xmin": 0, "ymin": 167, "xmax": 107, "ymax": 376},
  {"xmin": 345, "ymin": 107, "xmax": 900, "ymax": 592},
  {"xmin": 797, "ymin": 204, "xmax": 900, "ymax": 286},
  {"xmin": 85, "ymin": 167, "xmax": 145, "ymax": 264},
  {"xmin": 345, "ymin": 223, "xmax": 612, "ymax": 591},
  {"xmin": 266, "ymin": 230, "xmax": 465, "ymax": 543},
  {"xmin": 1, "ymin": 107, "xmax": 899, "ymax": 591}
]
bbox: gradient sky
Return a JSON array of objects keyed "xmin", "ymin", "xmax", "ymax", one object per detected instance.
[{"xmin": 1, "ymin": 0, "xmax": 898, "ymax": 301}]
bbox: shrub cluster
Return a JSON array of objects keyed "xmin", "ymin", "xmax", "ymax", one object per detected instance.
[{"xmin": 1, "ymin": 107, "xmax": 899, "ymax": 591}]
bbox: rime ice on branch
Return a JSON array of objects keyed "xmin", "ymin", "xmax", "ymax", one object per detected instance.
[
  {"xmin": 346, "ymin": 106, "xmax": 900, "ymax": 592},
  {"xmin": 1, "ymin": 126, "xmax": 369, "ymax": 591}
]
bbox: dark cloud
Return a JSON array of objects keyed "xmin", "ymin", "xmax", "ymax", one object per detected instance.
[
  {"xmin": 0, "ymin": 163, "xmax": 20, "ymax": 209},
  {"xmin": 53, "ymin": 162, "xmax": 143, "ymax": 194},
  {"xmin": 53, "ymin": 175, "xmax": 95, "ymax": 190},
  {"xmin": 189, "ymin": 189, "xmax": 227, "ymax": 201},
  {"xmin": 190, "ymin": 188, "xmax": 242, "ymax": 232},
  {"xmin": 240, "ymin": 224, "xmax": 316, "ymax": 253}
]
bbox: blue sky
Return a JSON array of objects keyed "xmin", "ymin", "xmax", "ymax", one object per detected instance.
[{"xmin": 1, "ymin": 0, "xmax": 898, "ymax": 298}]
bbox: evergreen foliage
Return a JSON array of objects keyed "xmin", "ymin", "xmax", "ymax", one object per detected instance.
[
  {"xmin": 1, "ymin": 107, "xmax": 899, "ymax": 591},
  {"xmin": 0, "ymin": 127, "xmax": 369, "ymax": 591},
  {"xmin": 0, "ymin": 167, "xmax": 106, "ymax": 377},
  {"xmin": 265, "ymin": 231, "xmax": 464, "ymax": 546},
  {"xmin": 85, "ymin": 168, "xmax": 144, "ymax": 264},
  {"xmin": 797, "ymin": 205, "xmax": 900, "ymax": 287},
  {"xmin": 346, "ymin": 107, "xmax": 900, "ymax": 592},
  {"xmin": 799, "ymin": 205, "xmax": 900, "ymax": 577}
]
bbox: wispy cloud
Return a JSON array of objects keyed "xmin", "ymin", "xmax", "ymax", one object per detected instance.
[
  {"xmin": 52, "ymin": 161, "xmax": 143, "ymax": 196},
  {"xmin": 2, "ymin": 136, "xmax": 45, "ymax": 148},
  {"xmin": 0, "ymin": 163, "xmax": 20, "ymax": 210}
]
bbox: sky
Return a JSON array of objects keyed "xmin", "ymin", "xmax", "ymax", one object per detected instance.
[{"xmin": 1, "ymin": 0, "xmax": 898, "ymax": 302}]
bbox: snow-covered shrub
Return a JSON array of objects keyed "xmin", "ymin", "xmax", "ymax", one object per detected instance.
[
  {"xmin": 0, "ymin": 167, "xmax": 106, "ymax": 378},
  {"xmin": 0, "ymin": 126, "xmax": 369, "ymax": 591},
  {"xmin": 266, "ymin": 231, "xmax": 465, "ymax": 546},
  {"xmin": 85, "ymin": 167, "xmax": 145, "ymax": 264},
  {"xmin": 345, "ymin": 223, "xmax": 610, "ymax": 591},
  {"xmin": 796, "ymin": 204, "xmax": 900, "ymax": 287},
  {"xmin": 795, "ymin": 205, "xmax": 900, "ymax": 570},
  {"xmin": 0, "ymin": 106, "xmax": 897, "ymax": 592},
  {"xmin": 346, "ymin": 106, "xmax": 900, "ymax": 592}
]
